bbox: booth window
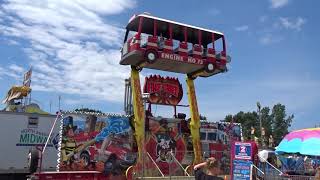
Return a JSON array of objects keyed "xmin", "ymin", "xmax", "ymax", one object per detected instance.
[
  {"xmin": 207, "ymin": 132, "xmax": 217, "ymax": 141},
  {"xmin": 28, "ymin": 116, "xmax": 39, "ymax": 128},
  {"xmin": 200, "ymin": 132, "xmax": 207, "ymax": 140}
]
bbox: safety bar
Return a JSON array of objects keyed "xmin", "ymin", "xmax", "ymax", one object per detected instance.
[
  {"xmin": 42, "ymin": 112, "xmax": 62, "ymax": 154},
  {"xmin": 251, "ymin": 163, "xmax": 265, "ymax": 175},
  {"xmin": 146, "ymin": 152, "xmax": 165, "ymax": 177},
  {"xmin": 258, "ymin": 154, "xmax": 284, "ymax": 175},
  {"xmin": 39, "ymin": 112, "xmax": 62, "ymax": 173},
  {"xmin": 169, "ymin": 150, "xmax": 191, "ymax": 176}
]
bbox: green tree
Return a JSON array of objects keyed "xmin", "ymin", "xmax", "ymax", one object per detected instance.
[
  {"xmin": 260, "ymin": 107, "xmax": 272, "ymax": 137},
  {"xmin": 224, "ymin": 103, "xmax": 294, "ymax": 146},
  {"xmin": 225, "ymin": 111, "xmax": 259, "ymax": 141},
  {"xmin": 199, "ymin": 114, "xmax": 207, "ymax": 121},
  {"xmin": 271, "ymin": 103, "xmax": 294, "ymax": 145},
  {"xmin": 74, "ymin": 108, "xmax": 102, "ymax": 114}
]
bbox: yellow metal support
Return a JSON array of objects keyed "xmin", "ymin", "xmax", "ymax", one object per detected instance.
[
  {"xmin": 130, "ymin": 67, "xmax": 145, "ymax": 164},
  {"xmin": 186, "ymin": 76, "xmax": 202, "ymax": 165}
]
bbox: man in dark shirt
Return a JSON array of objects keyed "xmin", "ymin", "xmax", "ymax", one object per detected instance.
[{"xmin": 194, "ymin": 157, "xmax": 224, "ymax": 180}]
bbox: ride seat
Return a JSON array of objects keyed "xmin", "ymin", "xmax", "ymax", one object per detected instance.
[
  {"xmin": 129, "ymin": 34, "xmax": 141, "ymax": 51},
  {"xmin": 147, "ymin": 36, "xmax": 158, "ymax": 50},
  {"xmin": 163, "ymin": 39, "xmax": 173, "ymax": 53},
  {"xmin": 216, "ymin": 51, "xmax": 227, "ymax": 64},
  {"xmin": 178, "ymin": 42, "xmax": 188, "ymax": 57},
  {"xmin": 192, "ymin": 44, "xmax": 203, "ymax": 59},
  {"xmin": 206, "ymin": 48, "xmax": 216, "ymax": 63},
  {"xmin": 215, "ymin": 51, "xmax": 227, "ymax": 69}
]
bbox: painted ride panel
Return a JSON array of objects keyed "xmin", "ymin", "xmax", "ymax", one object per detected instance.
[
  {"xmin": 144, "ymin": 117, "xmax": 193, "ymax": 175},
  {"xmin": 57, "ymin": 112, "xmax": 136, "ymax": 177}
]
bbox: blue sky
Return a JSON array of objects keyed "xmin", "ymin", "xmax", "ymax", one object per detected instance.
[{"xmin": 0, "ymin": 0, "xmax": 319, "ymax": 130}]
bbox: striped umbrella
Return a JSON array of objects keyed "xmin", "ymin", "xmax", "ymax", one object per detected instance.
[{"xmin": 276, "ymin": 128, "xmax": 320, "ymax": 156}]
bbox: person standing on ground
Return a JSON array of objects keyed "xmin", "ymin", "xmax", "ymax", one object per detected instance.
[{"xmin": 194, "ymin": 157, "xmax": 224, "ymax": 180}]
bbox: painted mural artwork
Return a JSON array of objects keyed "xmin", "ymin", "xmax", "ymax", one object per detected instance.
[
  {"xmin": 58, "ymin": 112, "xmax": 242, "ymax": 176},
  {"xmin": 59, "ymin": 113, "xmax": 136, "ymax": 176},
  {"xmin": 145, "ymin": 117, "xmax": 191, "ymax": 175}
]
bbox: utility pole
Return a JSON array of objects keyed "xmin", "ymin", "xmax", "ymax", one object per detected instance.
[
  {"xmin": 257, "ymin": 102, "xmax": 262, "ymax": 146},
  {"xmin": 58, "ymin": 95, "xmax": 61, "ymax": 111},
  {"xmin": 49, "ymin": 100, "xmax": 52, "ymax": 113}
]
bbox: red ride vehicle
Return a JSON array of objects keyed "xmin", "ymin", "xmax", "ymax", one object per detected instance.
[{"xmin": 120, "ymin": 13, "xmax": 231, "ymax": 78}]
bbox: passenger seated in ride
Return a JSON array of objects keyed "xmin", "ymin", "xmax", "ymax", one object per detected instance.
[
  {"xmin": 192, "ymin": 44, "xmax": 204, "ymax": 58},
  {"xmin": 203, "ymin": 47, "xmax": 207, "ymax": 57},
  {"xmin": 158, "ymin": 34, "xmax": 165, "ymax": 49},
  {"xmin": 173, "ymin": 41, "xmax": 180, "ymax": 53},
  {"xmin": 140, "ymin": 34, "xmax": 148, "ymax": 48}
]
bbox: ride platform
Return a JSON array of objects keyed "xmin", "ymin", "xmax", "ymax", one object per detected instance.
[{"xmin": 28, "ymin": 171, "xmax": 126, "ymax": 180}]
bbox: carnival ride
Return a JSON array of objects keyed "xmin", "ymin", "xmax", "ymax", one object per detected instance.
[
  {"xmin": 2, "ymin": 70, "xmax": 49, "ymax": 114},
  {"xmin": 2, "ymin": 86, "xmax": 31, "ymax": 104},
  {"xmin": 121, "ymin": 13, "xmax": 231, "ymax": 178}
]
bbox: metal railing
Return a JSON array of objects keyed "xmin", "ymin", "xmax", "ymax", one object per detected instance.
[
  {"xmin": 132, "ymin": 150, "xmax": 198, "ymax": 178},
  {"xmin": 169, "ymin": 151, "xmax": 190, "ymax": 176},
  {"xmin": 256, "ymin": 154, "xmax": 316, "ymax": 180},
  {"xmin": 147, "ymin": 152, "xmax": 165, "ymax": 177},
  {"xmin": 258, "ymin": 154, "xmax": 284, "ymax": 176}
]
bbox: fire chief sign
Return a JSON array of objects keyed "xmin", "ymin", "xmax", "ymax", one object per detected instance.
[{"xmin": 143, "ymin": 75, "xmax": 183, "ymax": 106}]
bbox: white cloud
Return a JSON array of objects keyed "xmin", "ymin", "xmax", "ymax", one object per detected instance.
[
  {"xmin": 258, "ymin": 16, "xmax": 305, "ymax": 45},
  {"xmin": 0, "ymin": 66, "xmax": 21, "ymax": 80},
  {"xmin": 0, "ymin": 66, "xmax": 4, "ymax": 78},
  {"xmin": 259, "ymin": 33, "xmax": 283, "ymax": 45},
  {"xmin": 74, "ymin": 0, "xmax": 136, "ymax": 15},
  {"xmin": 9, "ymin": 64, "xmax": 24, "ymax": 73},
  {"xmin": 64, "ymin": 98, "xmax": 97, "ymax": 105},
  {"xmin": 235, "ymin": 25, "xmax": 249, "ymax": 32},
  {"xmin": 0, "ymin": 9, "xmax": 4, "ymax": 22},
  {"xmin": 0, "ymin": 0, "xmax": 135, "ymax": 103},
  {"xmin": 7, "ymin": 39, "xmax": 20, "ymax": 45},
  {"xmin": 270, "ymin": 0, "xmax": 289, "ymax": 8},
  {"xmin": 279, "ymin": 17, "xmax": 306, "ymax": 31}
]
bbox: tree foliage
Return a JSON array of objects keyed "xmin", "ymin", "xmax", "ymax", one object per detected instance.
[
  {"xmin": 199, "ymin": 114, "xmax": 207, "ymax": 121},
  {"xmin": 271, "ymin": 104, "xmax": 294, "ymax": 144},
  {"xmin": 74, "ymin": 108, "xmax": 102, "ymax": 114},
  {"xmin": 224, "ymin": 103, "xmax": 294, "ymax": 146}
]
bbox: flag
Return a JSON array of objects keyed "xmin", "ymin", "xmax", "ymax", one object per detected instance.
[
  {"xmin": 23, "ymin": 68, "xmax": 32, "ymax": 87},
  {"xmin": 24, "ymin": 79, "xmax": 31, "ymax": 87}
]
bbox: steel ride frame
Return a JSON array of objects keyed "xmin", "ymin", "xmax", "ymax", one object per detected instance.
[{"xmin": 129, "ymin": 67, "xmax": 203, "ymax": 173}]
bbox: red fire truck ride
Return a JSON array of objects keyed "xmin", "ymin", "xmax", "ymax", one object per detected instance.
[{"xmin": 120, "ymin": 13, "xmax": 231, "ymax": 78}]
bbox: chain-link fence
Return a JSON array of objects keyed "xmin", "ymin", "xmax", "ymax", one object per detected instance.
[{"xmin": 254, "ymin": 157, "xmax": 317, "ymax": 180}]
